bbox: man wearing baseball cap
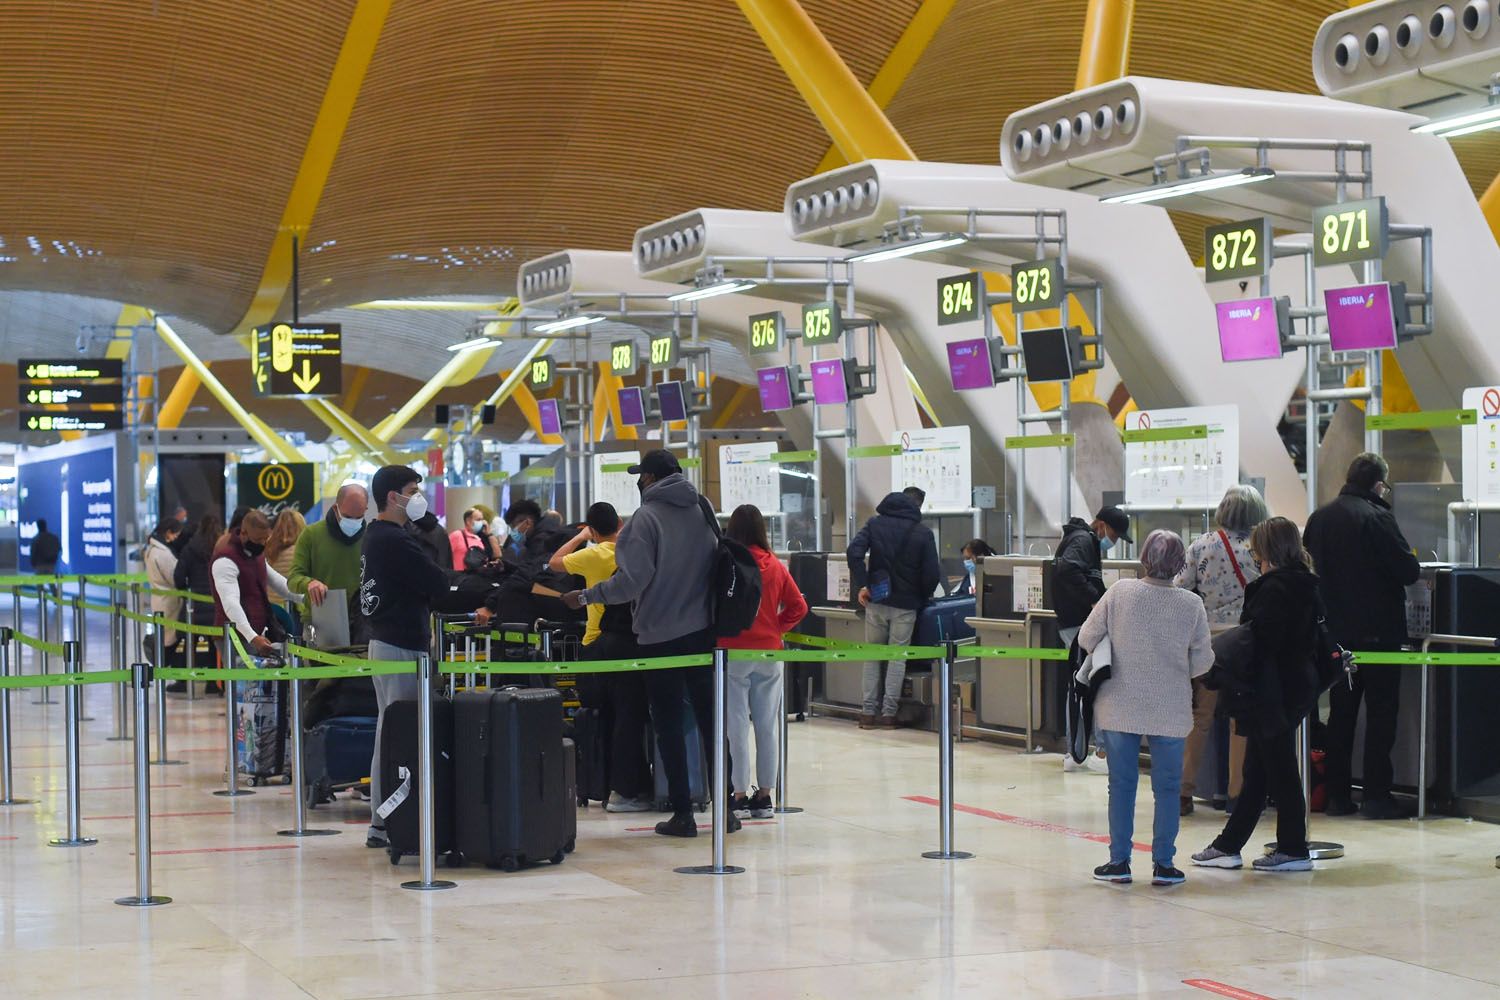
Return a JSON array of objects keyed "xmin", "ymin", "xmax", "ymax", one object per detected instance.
[
  {"xmin": 563, "ymin": 448, "xmax": 736, "ymax": 838},
  {"xmin": 1055, "ymin": 505, "xmax": 1131, "ymax": 773}
]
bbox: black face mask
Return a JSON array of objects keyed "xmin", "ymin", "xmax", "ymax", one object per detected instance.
[
  {"xmin": 242, "ymin": 541, "xmax": 265, "ymax": 558},
  {"xmin": 636, "ymin": 476, "xmax": 651, "ymax": 496}
]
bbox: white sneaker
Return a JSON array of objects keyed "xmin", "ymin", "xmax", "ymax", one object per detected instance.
[
  {"xmin": 605, "ymin": 794, "xmax": 653, "ymax": 813},
  {"xmin": 1064, "ymin": 752, "xmax": 1109, "ymax": 774},
  {"xmin": 1191, "ymin": 846, "xmax": 1243, "ymax": 869},
  {"xmin": 1253, "ymin": 851, "xmax": 1313, "ymax": 873}
]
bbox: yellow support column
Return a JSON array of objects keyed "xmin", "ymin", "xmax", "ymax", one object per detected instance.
[
  {"xmin": 512, "ymin": 383, "xmax": 564, "ymax": 446},
  {"xmin": 157, "ymin": 366, "xmax": 203, "ymax": 429},
  {"xmin": 1075, "ymin": 0, "xmax": 1135, "ymax": 89},
  {"xmin": 734, "ymin": 0, "xmax": 914, "ymax": 162}
]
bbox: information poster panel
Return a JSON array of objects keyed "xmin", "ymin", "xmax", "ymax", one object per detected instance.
[
  {"xmin": 1460, "ymin": 386, "xmax": 1500, "ymax": 503},
  {"xmin": 891, "ymin": 426, "xmax": 972, "ymax": 513},
  {"xmin": 592, "ymin": 451, "xmax": 641, "ymax": 517},
  {"xmin": 1124, "ymin": 406, "xmax": 1238, "ymax": 508},
  {"xmin": 1011, "ymin": 565, "xmax": 1044, "ymax": 613},
  {"xmin": 719, "ymin": 441, "xmax": 781, "ymax": 515},
  {"xmin": 16, "ymin": 434, "xmax": 120, "ymax": 574}
]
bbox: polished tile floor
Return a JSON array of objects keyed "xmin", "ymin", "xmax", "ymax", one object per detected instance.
[{"xmin": 3, "ymin": 605, "xmax": 1500, "ymax": 998}]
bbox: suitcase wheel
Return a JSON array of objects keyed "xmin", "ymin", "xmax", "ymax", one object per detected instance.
[
  {"xmin": 247, "ymin": 776, "xmax": 260, "ymax": 788},
  {"xmin": 445, "ymin": 851, "xmax": 464, "ymax": 869},
  {"xmin": 549, "ymin": 850, "xmax": 565, "ymax": 865},
  {"xmin": 499, "ymin": 855, "xmax": 520, "ymax": 873},
  {"xmin": 564, "ymin": 838, "xmax": 575, "ymax": 855}
]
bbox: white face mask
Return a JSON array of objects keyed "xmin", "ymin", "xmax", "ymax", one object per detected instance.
[
  {"xmin": 400, "ymin": 491, "xmax": 429, "ymax": 522},
  {"xmin": 338, "ymin": 515, "xmax": 365, "ymax": 536},
  {"xmin": 472, "ymin": 520, "xmax": 486, "ymax": 533}
]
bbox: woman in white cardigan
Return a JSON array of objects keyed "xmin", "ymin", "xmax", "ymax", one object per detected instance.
[{"xmin": 1079, "ymin": 529, "xmax": 1214, "ymax": 887}]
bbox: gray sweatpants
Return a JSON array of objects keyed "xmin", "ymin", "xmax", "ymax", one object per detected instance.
[
  {"xmin": 727, "ymin": 660, "xmax": 783, "ymax": 793},
  {"xmin": 368, "ymin": 639, "xmax": 422, "ymax": 830},
  {"xmin": 863, "ymin": 603, "xmax": 918, "ymax": 717}
]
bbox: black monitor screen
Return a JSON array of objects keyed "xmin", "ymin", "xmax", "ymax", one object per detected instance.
[{"xmin": 1020, "ymin": 326, "xmax": 1075, "ymax": 383}]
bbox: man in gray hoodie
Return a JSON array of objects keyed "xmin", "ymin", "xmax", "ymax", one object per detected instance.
[{"xmin": 563, "ymin": 449, "xmax": 736, "ymax": 838}]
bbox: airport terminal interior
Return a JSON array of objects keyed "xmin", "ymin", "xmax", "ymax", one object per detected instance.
[{"xmin": 12, "ymin": 0, "xmax": 1500, "ymax": 997}]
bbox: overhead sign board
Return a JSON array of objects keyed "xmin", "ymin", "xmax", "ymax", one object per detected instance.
[
  {"xmin": 236, "ymin": 462, "xmax": 317, "ymax": 517},
  {"xmin": 18, "ymin": 358, "xmax": 126, "ymax": 432},
  {"xmin": 251, "ymin": 323, "xmax": 343, "ymax": 397},
  {"xmin": 1312, "ymin": 196, "xmax": 1388, "ymax": 267},
  {"xmin": 609, "ymin": 340, "xmax": 636, "ymax": 376},
  {"xmin": 937, "ymin": 273, "xmax": 982, "ymax": 326},
  {"xmin": 749, "ymin": 312, "xmax": 783, "ymax": 355},
  {"xmin": 1203, "ymin": 217, "xmax": 1272, "ymax": 282},
  {"xmin": 1324, "ymin": 282, "xmax": 1398, "ymax": 352},
  {"xmin": 801, "ymin": 300, "xmax": 842, "ymax": 346},
  {"xmin": 21, "ymin": 411, "xmax": 126, "ymax": 432},
  {"xmin": 1010, "ymin": 258, "xmax": 1063, "ymax": 313},
  {"xmin": 648, "ymin": 331, "xmax": 680, "ymax": 370},
  {"xmin": 528, "ymin": 354, "xmax": 556, "ymax": 391}
]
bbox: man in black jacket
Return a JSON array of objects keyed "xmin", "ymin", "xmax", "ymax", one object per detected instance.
[
  {"xmin": 1054, "ymin": 507, "xmax": 1129, "ymax": 773},
  {"xmin": 847, "ymin": 488, "xmax": 940, "ymax": 728},
  {"xmin": 1304, "ymin": 453, "xmax": 1421, "ymax": 819},
  {"xmin": 360, "ymin": 464, "xmax": 451, "ymax": 847}
]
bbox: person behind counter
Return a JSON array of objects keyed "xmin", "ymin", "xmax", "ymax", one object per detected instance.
[{"xmin": 953, "ymin": 538, "xmax": 996, "ymax": 597}]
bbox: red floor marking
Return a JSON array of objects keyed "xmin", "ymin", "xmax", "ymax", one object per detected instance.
[
  {"xmin": 904, "ymin": 796, "xmax": 1151, "ymax": 853},
  {"xmin": 1184, "ymin": 980, "xmax": 1275, "ymax": 1000},
  {"xmin": 84, "ymin": 811, "xmax": 233, "ymax": 821},
  {"xmin": 622, "ymin": 821, "xmax": 777, "ymax": 833},
  {"xmin": 150, "ymin": 844, "xmax": 299, "ymax": 856}
]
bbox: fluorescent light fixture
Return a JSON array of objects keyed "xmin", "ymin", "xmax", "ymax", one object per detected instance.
[
  {"xmin": 533, "ymin": 314, "xmax": 605, "ymax": 334},
  {"xmin": 1101, "ymin": 168, "xmax": 1276, "ymax": 205},
  {"xmin": 354, "ymin": 299, "xmax": 504, "ymax": 310},
  {"xmin": 1412, "ymin": 104, "xmax": 1500, "ymax": 138},
  {"xmin": 667, "ymin": 279, "xmax": 757, "ymax": 303},
  {"xmin": 845, "ymin": 234, "xmax": 966, "ymax": 263},
  {"xmin": 446, "ymin": 336, "xmax": 497, "ymax": 353}
]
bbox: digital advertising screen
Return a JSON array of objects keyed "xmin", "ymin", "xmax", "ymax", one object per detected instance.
[
  {"xmin": 946, "ymin": 338, "xmax": 995, "ymax": 391},
  {"xmin": 616, "ymin": 386, "xmax": 647, "ymax": 427},
  {"xmin": 809, "ymin": 359, "xmax": 849, "ymax": 406},
  {"xmin": 537, "ymin": 398, "xmax": 562, "ymax": 436},
  {"xmin": 1324, "ymin": 282, "xmax": 1398, "ymax": 353},
  {"xmin": 656, "ymin": 381, "xmax": 688, "ymax": 422},
  {"xmin": 16, "ymin": 434, "xmax": 120, "ymax": 574},
  {"xmin": 756, "ymin": 366, "xmax": 796, "ymax": 412},
  {"xmin": 1215, "ymin": 297, "xmax": 1285, "ymax": 362}
]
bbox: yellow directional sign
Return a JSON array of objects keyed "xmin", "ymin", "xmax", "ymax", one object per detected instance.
[{"xmin": 251, "ymin": 323, "xmax": 342, "ymax": 397}]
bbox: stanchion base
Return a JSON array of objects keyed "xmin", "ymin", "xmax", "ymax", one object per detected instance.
[
  {"xmin": 774, "ymin": 806, "xmax": 804, "ymax": 815},
  {"xmin": 0, "ymin": 798, "xmax": 33, "ymax": 806},
  {"xmin": 150, "ymin": 760, "xmax": 186, "ymax": 767},
  {"xmin": 675, "ymin": 864, "xmax": 745, "ymax": 875},
  {"xmin": 922, "ymin": 850, "xmax": 975, "ymax": 860},
  {"xmin": 278, "ymin": 828, "xmax": 340, "ymax": 838},
  {"xmin": 48, "ymin": 837, "xmax": 98, "ymax": 848},
  {"xmin": 115, "ymin": 895, "xmax": 171, "ymax": 907},
  {"xmin": 212, "ymin": 789, "xmax": 254, "ymax": 797},
  {"xmin": 80, "ymin": 714, "xmax": 95, "ymax": 722},
  {"xmin": 1264, "ymin": 840, "xmax": 1343, "ymax": 860},
  {"xmin": 400, "ymin": 879, "xmax": 457, "ymax": 891},
  {"xmin": 105, "ymin": 734, "xmax": 134, "ymax": 742}
]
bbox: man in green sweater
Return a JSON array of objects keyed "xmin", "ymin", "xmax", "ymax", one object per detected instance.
[{"xmin": 287, "ymin": 480, "xmax": 368, "ymax": 624}]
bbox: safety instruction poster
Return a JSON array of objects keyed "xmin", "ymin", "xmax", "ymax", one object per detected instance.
[
  {"xmin": 1124, "ymin": 406, "xmax": 1238, "ymax": 508},
  {"xmin": 1011, "ymin": 564, "xmax": 1044, "ymax": 613},
  {"xmin": 1460, "ymin": 386, "xmax": 1500, "ymax": 503},
  {"xmin": 891, "ymin": 426, "xmax": 972, "ymax": 512},
  {"xmin": 592, "ymin": 451, "xmax": 641, "ymax": 517},
  {"xmin": 718, "ymin": 440, "xmax": 781, "ymax": 515},
  {"xmin": 827, "ymin": 559, "xmax": 852, "ymax": 604}
]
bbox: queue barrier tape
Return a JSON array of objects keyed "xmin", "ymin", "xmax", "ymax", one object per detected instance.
[
  {"xmin": 1351, "ymin": 651, "xmax": 1500, "ymax": 666},
  {"xmin": 79, "ymin": 600, "xmax": 117, "ymax": 615},
  {"xmin": 437, "ymin": 653, "xmax": 714, "ymax": 676},
  {"xmin": 156, "ymin": 663, "xmax": 416, "ymax": 682},
  {"xmin": 0, "ymin": 573, "xmax": 148, "ymax": 587},
  {"xmin": 0, "ymin": 669, "xmax": 132, "ymax": 690},
  {"xmin": 965, "ymin": 645, "xmax": 1072, "ymax": 662},
  {"xmin": 11, "ymin": 632, "xmax": 66, "ymax": 657}
]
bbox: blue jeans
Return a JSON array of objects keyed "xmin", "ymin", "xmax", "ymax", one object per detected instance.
[{"xmin": 1099, "ymin": 730, "xmax": 1186, "ymax": 867}]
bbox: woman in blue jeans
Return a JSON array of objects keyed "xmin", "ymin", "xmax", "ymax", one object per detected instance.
[{"xmin": 1079, "ymin": 529, "xmax": 1214, "ymax": 886}]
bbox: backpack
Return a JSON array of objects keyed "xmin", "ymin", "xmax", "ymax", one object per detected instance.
[{"xmin": 697, "ymin": 496, "xmax": 763, "ymax": 639}]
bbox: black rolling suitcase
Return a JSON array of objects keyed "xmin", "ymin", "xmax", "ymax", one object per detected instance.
[
  {"xmin": 572, "ymin": 706, "xmax": 609, "ymax": 806},
  {"xmin": 454, "ymin": 686, "xmax": 571, "ymax": 871},
  {"xmin": 378, "ymin": 698, "xmax": 461, "ymax": 867},
  {"xmin": 562, "ymin": 736, "xmax": 578, "ymax": 853}
]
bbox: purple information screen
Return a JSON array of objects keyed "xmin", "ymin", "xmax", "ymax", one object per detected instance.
[
  {"xmin": 1324, "ymin": 282, "xmax": 1397, "ymax": 352},
  {"xmin": 537, "ymin": 398, "xmax": 562, "ymax": 436},
  {"xmin": 656, "ymin": 381, "xmax": 688, "ymax": 422},
  {"xmin": 616, "ymin": 386, "xmax": 646, "ymax": 427},
  {"xmin": 946, "ymin": 338, "xmax": 995, "ymax": 391},
  {"xmin": 757, "ymin": 366, "xmax": 795, "ymax": 412},
  {"xmin": 810, "ymin": 359, "xmax": 849, "ymax": 406},
  {"xmin": 1215, "ymin": 297, "xmax": 1283, "ymax": 362}
]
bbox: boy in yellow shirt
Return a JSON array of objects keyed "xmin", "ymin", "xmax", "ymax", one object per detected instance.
[{"xmin": 549, "ymin": 502, "xmax": 620, "ymax": 647}]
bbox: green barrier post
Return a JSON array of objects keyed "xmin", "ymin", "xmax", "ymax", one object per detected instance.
[
  {"xmin": 280, "ymin": 646, "xmax": 338, "ymax": 840},
  {"xmin": 676, "ymin": 647, "xmax": 743, "ymax": 878},
  {"xmin": 403, "ymin": 649, "xmax": 455, "ymax": 892},
  {"xmin": 923, "ymin": 641, "xmax": 972, "ymax": 862},
  {"xmin": 116, "ymin": 657, "xmax": 170, "ymax": 908},
  {"xmin": 214, "ymin": 626, "xmax": 252, "ymax": 799},
  {"xmin": 49, "ymin": 641, "xmax": 96, "ymax": 848},
  {"xmin": 0, "ymin": 627, "xmax": 26, "ymax": 806},
  {"xmin": 151, "ymin": 614, "xmax": 183, "ymax": 766}
]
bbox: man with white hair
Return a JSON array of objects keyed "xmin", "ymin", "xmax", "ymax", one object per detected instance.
[{"xmin": 287, "ymin": 479, "xmax": 370, "ymax": 625}]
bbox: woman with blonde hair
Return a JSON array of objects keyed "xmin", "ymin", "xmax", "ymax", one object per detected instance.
[{"xmin": 264, "ymin": 509, "xmax": 307, "ymax": 611}]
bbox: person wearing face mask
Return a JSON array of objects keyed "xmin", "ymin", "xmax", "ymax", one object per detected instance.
[
  {"xmin": 211, "ymin": 509, "xmax": 297, "ymax": 660},
  {"xmin": 503, "ymin": 498, "xmax": 567, "ymax": 569},
  {"xmin": 1054, "ymin": 506, "xmax": 1131, "ymax": 773},
  {"xmin": 287, "ymin": 480, "xmax": 369, "ymax": 639},
  {"xmin": 953, "ymin": 538, "xmax": 996, "ymax": 596},
  {"xmin": 448, "ymin": 507, "xmax": 489, "ymax": 571},
  {"xmin": 144, "ymin": 517, "xmax": 184, "ymax": 679},
  {"xmin": 359, "ymin": 464, "xmax": 453, "ymax": 848},
  {"xmin": 1304, "ymin": 452, "xmax": 1421, "ymax": 820}
]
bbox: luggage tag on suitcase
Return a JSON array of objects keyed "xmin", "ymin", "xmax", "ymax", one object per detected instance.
[{"xmin": 376, "ymin": 765, "xmax": 412, "ymax": 820}]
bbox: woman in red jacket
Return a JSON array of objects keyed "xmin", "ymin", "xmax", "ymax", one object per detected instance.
[{"xmin": 720, "ymin": 505, "xmax": 809, "ymax": 818}]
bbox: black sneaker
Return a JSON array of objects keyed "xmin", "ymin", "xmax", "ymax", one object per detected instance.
[
  {"xmin": 1152, "ymin": 863, "xmax": 1186, "ymax": 886},
  {"xmin": 655, "ymin": 812, "xmax": 698, "ymax": 838},
  {"xmin": 1093, "ymin": 860, "xmax": 1131, "ymax": 883},
  {"xmin": 725, "ymin": 811, "xmax": 742, "ymax": 834},
  {"xmin": 1360, "ymin": 796, "xmax": 1415, "ymax": 820},
  {"xmin": 748, "ymin": 789, "xmax": 774, "ymax": 819},
  {"xmin": 365, "ymin": 826, "xmax": 388, "ymax": 849},
  {"xmin": 1324, "ymin": 797, "xmax": 1358, "ymax": 817},
  {"xmin": 165, "ymin": 680, "xmax": 188, "ymax": 694},
  {"xmin": 731, "ymin": 796, "xmax": 752, "ymax": 820}
]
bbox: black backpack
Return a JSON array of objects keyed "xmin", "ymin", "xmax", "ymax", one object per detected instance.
[{"xmin": 697, "ymin": 496, "xmax": 763, "ymax": 639}]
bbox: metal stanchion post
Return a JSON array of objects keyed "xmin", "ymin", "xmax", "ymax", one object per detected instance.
[
  {"xmin": 465, "ymin": 633, "xmax": 476, "ymax": 692},
  {"xmin": 34, "ymin": 587, "xmax": 54, "ymax": 705},
  {"xmin": 151, "ymin": 614, "xmax": 183, "ymax": 766},
  {"xmin": 71, "ymin": 595, "xmax": 94, "ymax": 722},
  {"xmin": 403, "ymin": 652, "xmax": 455, "ymax": 890},
  {"xmin": 0, "ymin": 627, "xmax": 29, "ymax": 805},
  {"xmin": 49, "ymin": 641, "xmax": 96, "ymax": 848},
  {"xmin": 678, "ymin": 647, "xmax": 744, "ymax": 876},
  {"xmin": 107, "ymin": 591, "xmax": 131, "ymax": 741},
  {"xmin": 924, "ymin": 642, "xmax": 973, "ymax": 861},
  {"xmin": 1265, "ymin": 716, "xmax": 1343, "ymax": 861},
  {"xmin": 775, "ymin": 659, "xmax": 801, "ymax": 815},
  {"xmin": 9, "ymin": 587, "xmax": 20, "ymax": 676},
  {"xmin": 213, "ymin": 625, "xmax": 252, "ymax": 798},
  {"xmin": 279, "ymin": 652, "xmax": 338, "ymax": 838},
  {"xmin": 182, "ymin": 597, "xmax": 198, "ymax": 702},
  {"xmin": 116, "ymin": 658, "xmax": 170, "ymax": 907}
]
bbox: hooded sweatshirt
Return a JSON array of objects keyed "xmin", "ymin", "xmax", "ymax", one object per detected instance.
[
  {"xmin": 846, "ymin": 492, "xmax": 940, "ymax": 611},
  {"xmin": 287, "ymin": 506, "xmax": 366, "ymax": 602},
  {"xmin": 718, "ymin": 546, "xmax": 809, "ymax": 650},
  {"xmin": 581, "ymin": 473, "xmax": 716, "ymax": 646}
]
